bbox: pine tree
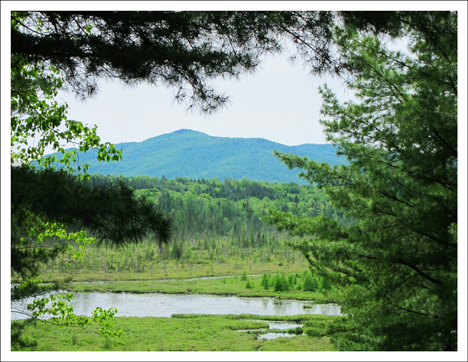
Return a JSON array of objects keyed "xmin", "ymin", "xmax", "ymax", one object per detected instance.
[
  {"xmin": 274, "ymin": 275, "xmax": 284, "ymax": 292},
  {"xmin": 303, "ymin": 274, "xmax": 316, "ymax": 292},
  {"xmin": 261, "ymin": 273, "xmax": 269, "ymax": 290},
  {"xmin": 12, "ymin": 11, "xmax": 410, "ymax": 115},
  {"xmin": 240, "ymin": 267, "xmax": 248, "ymax": 281},
  {"xmin": 266, "ymin": 12, "xmax": 457, "ymax": 351},
  {"xmin": 321, "ymin": 277, "xmax": 332, "ymax": 291}
]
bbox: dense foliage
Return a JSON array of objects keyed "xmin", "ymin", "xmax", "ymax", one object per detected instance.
[
  {"xmin": 11, "ymin": 10, "xmax": 458, "ymax": 353},
  {"xmin": 92, "ymin": 174, "xmax": 353, "ymax": 239},
  {"xmin": 31, "ymin": 176, "xmax": 347, "ymax": 294},
  {"xmin": 49, "ymin": 129, "xmax": 346, "ymax": 183},
  {"xmin": 266, "ymin": 12, "xmax": 458, "ymax": 351},
  {"xmin": 11, "ymin": 167, "xmax": 171, "ymax": 276},
  {"xmin": 10, "ymin": 11, "xmax": 353, "ymax": 114}
]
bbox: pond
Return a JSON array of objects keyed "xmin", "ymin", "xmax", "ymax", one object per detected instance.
[
  {"xmin": 239, "ymin": 321, "xmax": 305, "ymax": 340},
  {"xmin": 11, "ymin": 292, "xmax": 341, "ymax": 320}
]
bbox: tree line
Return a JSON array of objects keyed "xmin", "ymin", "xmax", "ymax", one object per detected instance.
[
  {"xmin": 88, "ymin": 174, "xmax": 355, "ymax": 240},
  {"xmin": 11, "ymin": 10, "xmax": 458, "ymax": 352}
]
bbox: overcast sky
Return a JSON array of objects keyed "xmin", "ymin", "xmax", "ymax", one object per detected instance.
[
  {"xmin": 56, "ymin": 50, "xmax": 356, "ymax": 147},
  {"xmin": 54, "ymin": 32, "xmax": 419, "ymax": 148},
  {"xmin": 2, "ymin": 3, "xmax": 468, "ymax": 362},
  {"xmin": 3, "ymin": 2, "xmax": 466, "ymax": 154},
  {"xmin": 54, "ymin": 31, "xmax": 410, "ymax": 148}
]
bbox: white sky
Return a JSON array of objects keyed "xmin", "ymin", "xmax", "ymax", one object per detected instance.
[
  {"xmin": 56, "ymin": 51, "xmax": 355, "ymax": 147},
  {"xmin": 3, "ymin": 1, "xmax": 466, "ymax": 151},
  {"xmin": 2, "ymin": 2, "xmax": 468, "ymax": 362},
  {"xmin": 54, "ymin": 35, "xmax": 416, "ymax": 147}
]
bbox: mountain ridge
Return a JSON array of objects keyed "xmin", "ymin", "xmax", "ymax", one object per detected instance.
[{"xmin": 51, "ymin": 129, "xmax": 346, "ymax": 183}]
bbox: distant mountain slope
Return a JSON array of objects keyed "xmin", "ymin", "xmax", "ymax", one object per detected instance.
[{"xmin": 52, "ymin": 129, "xmax": 346, "ymax": 183}]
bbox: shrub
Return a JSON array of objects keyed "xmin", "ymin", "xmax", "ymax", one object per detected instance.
[
  {"xmin": 240, "ymin": 268, "xmax": 247, "ymax": 281},
  {"xmin": 281, "ymin": 274, "xmax": 290, "ymax": 291},
  {"xmin": 274, "ymin": 276, "xmax": 283, "ymax": 292},
  {"xmin": 303, "ymin": 274, "xmax": 317, "ymax": 292},
  {"xmin": 261, "ymin": 273, "xmax": 269, "ymax": 290}
]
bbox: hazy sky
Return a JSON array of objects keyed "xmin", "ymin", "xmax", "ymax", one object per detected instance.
[
  {"xmin": 2, "ymin": 4, "xmax": 467, "ymax": 361},
  {"xmin": 55, "ymin": 33, "xmax": 418, "ymax": 148},
  {"xmin": 56, "ymin": 50, "xmax": 355, "ymax": 147},
  {"xmin": 3, "ymin": 2, "xmax": 466, "ymax": 155},
  {"xmin": 47, "ymin": 20, "xmax": 409, "ymax": 149}
]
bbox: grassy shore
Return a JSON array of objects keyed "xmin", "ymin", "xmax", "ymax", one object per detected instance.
[
  {"xmin": 12, "ymin": 314, "xmax": 340, "ymax": 351},
  {"xmin": 12, "ymin": 261, "xmax": 339, "ymax": 351},
  {"xmin": 66, "ymin": 274, "xmax": 335, "ymax": 303},
  {"xmin": 36, "ymin": 259, "xmax": 311, "ymax": 284}
]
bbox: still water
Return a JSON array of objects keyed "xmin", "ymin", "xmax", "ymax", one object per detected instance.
[{"xmin": 11, "ymin": 292, "xmax": 341, "ymax": 320}]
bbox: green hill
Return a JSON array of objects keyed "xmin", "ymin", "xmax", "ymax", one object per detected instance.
[{"xmin": 51, "ymin": 129, "xmax": 346, "ymax": 183}]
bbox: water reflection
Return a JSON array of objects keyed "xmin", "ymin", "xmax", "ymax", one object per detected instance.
[
  {"xmin": 268, "ymin": 322, "xmax": 302, "ymax": 330},
  {"xmin": 258, "ymin": 333, "xmax": 296, "ymax": 340},
  {"xmin": 304, "ymin": 304, "xmax": 340, "ymax": 315},
  {"xmin": 11, "ymin": 292, "xmax": 341, "ymax": 320}
]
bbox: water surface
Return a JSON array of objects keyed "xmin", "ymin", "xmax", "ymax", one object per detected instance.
[{"xmin": 11, "ymin": 292, "xmax": 341, "ymax": 320}]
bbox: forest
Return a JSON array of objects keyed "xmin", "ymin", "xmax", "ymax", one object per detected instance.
[
  {"xmin": 9, "ymin": 9, "xmax": 459, "ymax": 356},
  {"xmin": 33, "ymin": 174, "xmax": 347, "ymax": 282},
  {"xmin": 47, "ymin": 129, "xmax": 347, "ymax": 183}
]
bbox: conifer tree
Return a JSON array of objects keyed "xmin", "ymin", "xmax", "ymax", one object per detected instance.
[
  {"xmin": 12, "ymin": 11, "xmax": 411, "ymax": 115},
  {"xmin": 261, "ymin": 273, "xmax": 270, "ymax": 290},
  {"xmin": 11, "ymin": 10, "xmax": 456, "ymax": 350},
  {"xmin": 266, "ymin": 12, "xmax": 457, "ymax": 351},
  {"xmin": 303, "ymin": 274, "xmax": 316, "ymax": 292},
  {"xmin": 240, "ymin": 267, "xmax": 248, "ymax": 281},
  {"xmin": 321, "ymin": 277, "xmax": 332, "ymax": 291}
]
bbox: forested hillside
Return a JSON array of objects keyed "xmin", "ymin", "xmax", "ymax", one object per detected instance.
[
  {"xmin": 39, "ymin": 175, "xmax": 351, "ymax": 282},
  {"xmin": 11, "ymin": 10, "xmax": 457, "ymax": 353},
  {"xmin": 89, "ymin": 174, "xmax": 353, "ymax": 244},
  {"xmin": 51, "ymin": 129, "xmax": 346, "ymax": 183}
]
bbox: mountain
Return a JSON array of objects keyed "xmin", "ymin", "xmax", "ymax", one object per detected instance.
[{"xmin": 52, "ymin": 129, "xmax": 346, "ymax": 183}]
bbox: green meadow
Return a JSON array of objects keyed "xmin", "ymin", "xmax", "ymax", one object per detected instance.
[
  {"xmin": 67, "ymin": 272, "xmax": 335, "ymax": 303},
  {"xmin": 11, "ymin": 174, "xmax": 342, "ymax": 352},
  {"xmin": 12, "ymin": 314, "xmax": 340, "ymax": 351},
  {"xmin": 12, "ymin": 264, "xmax": 340, "ymax": 351}
]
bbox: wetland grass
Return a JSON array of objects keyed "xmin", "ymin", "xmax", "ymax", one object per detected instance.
[
  {"xmin": 36, "ymin": 259, "xmax": 310, "ymax": 284},
  {"xmin": 13, "ymin": 254, "xmax": 338, "ymax": 351},
  {"xmin": 66, "ymin": 274, "xmax": 332, "ymax": 302},
  {"xmin": 11, "ymin": 314, "xmax": 339, "ymax": 351}
]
